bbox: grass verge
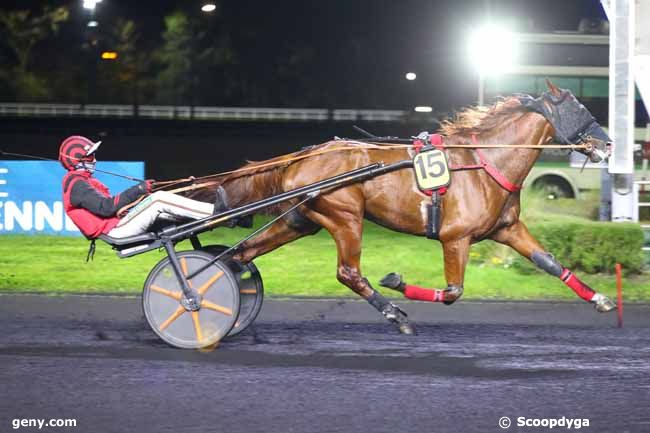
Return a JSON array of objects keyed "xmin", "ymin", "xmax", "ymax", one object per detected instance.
[{"xmin": 1, "ymin": 218, "xmax": 648, "ymax": 301}]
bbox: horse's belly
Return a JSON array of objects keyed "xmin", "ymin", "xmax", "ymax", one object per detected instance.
[{"xmin": 364, "ymin": 193, "xmax": 429, "ymax": 235}]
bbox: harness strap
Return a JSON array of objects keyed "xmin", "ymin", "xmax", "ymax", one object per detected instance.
[
  {"xmin": 444, "ymin": 135, "xmax": 522, "ymax": 193},
  {"xmin": 429, "ymin": 133, "xmax": 444, "ymax": 150},
  {"xmin": 474, "ymin": 148, "xmax": 522, "ymax": 193}
]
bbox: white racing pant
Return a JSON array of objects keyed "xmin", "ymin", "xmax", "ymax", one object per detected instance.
[{"xmin": 107, "ymin": 191, "xmax": 214, "ymax": 239}]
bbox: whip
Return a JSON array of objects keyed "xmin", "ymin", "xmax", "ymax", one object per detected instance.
[{"xmin": 0, "ymin": 149, "xmax": 145, "ymax": 182}]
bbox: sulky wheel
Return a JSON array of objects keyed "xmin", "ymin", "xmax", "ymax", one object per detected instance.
[
  {"xmin": 142, "ymin": 250, "xmax": 240, "ymax": 349},
  {"xmin": 202, "ymin": 245, "xmax": 264, "ymax": 337}
]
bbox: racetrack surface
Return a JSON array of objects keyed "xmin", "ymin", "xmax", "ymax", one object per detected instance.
[{"xmin": 1, "ymin": 294, "xmax": 649, "ymax": 433}]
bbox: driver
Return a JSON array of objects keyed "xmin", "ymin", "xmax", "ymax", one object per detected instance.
[{"xmin": 60, "ymin": 135, "xmax": 214, "ymax": 240}]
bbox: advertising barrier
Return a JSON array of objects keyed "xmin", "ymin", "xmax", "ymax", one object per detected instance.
[{"xmin": 0, "ymin": 161, "xmax": 144, "ymax": 235}]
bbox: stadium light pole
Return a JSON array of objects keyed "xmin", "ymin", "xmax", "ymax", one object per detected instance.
[{"xmin": 467, "ymin": 24, "xmax": 516, "ymax": 105}]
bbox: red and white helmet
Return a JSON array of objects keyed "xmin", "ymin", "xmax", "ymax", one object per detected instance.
[{"xmin": 58, "ymin": 136, "xmax": 101, "ymax": 171}]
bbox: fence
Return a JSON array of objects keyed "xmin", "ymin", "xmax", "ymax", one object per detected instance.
[{"xmin": 0, "ymin": 103, "xmax": 410, "ymax": 122}]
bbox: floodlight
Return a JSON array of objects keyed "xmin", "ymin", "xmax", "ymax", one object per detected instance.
[
  {"xmin": 467, "ymin": 25, "xmax": 516, "ymax": 75},
  {"xmin": 201, "ymin": 4, "xmax": 217, "ymax": 13},
  {"xmin": 405, "ymin": 72, "xmax": 417, "ymax": 81},
  {"xmin": 83, "ymin": 0, "xmax": 102, "ymax": 11},
  {"xmin": 414, "ymin": 106, "xmax": 433, "ymax": 113}
]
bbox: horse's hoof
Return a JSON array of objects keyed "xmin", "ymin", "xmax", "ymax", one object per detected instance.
[
  {"xmin": 381, "ymin": 302, "xmax": 414, "ymax": 334},
  {"xmin": 398, "ymin": 322, "xmax": 416, "ymax": 335},
  {"xmin": 380, "ymin": 273, "xmax": 405, "ymax": 292},
  {"xmin": 443, "ymin": 284, "xmax": 464, "ymax": 305},
  {"xmin": 592, "ymin": 294, "xmax": 616, "ymax": 313}
]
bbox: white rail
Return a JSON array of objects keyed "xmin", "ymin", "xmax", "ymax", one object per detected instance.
[{"xmin": 0, "ymin": 103, "xmax": 409, "ymax": 122}]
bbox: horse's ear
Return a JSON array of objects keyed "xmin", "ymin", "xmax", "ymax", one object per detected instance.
[{"xmin": 545, "ymin": 78, "xmax": 562, "ymax": 97}]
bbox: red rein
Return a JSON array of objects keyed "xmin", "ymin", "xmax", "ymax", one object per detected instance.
[{"xmin": 412, "ymin": 134, "xmax": 522, "ymax": 194}]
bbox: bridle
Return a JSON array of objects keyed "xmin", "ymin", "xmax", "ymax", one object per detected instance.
[{"xmin": 518, "ymin": 91, "xmax": 611, "ymax": 162}]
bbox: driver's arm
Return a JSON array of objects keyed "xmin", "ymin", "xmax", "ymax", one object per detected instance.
[{"xmin": 70, "ymin": 181, "xmax": 149, "ymax": 217}]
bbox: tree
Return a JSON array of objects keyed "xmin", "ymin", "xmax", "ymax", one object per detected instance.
[
  {"xmin": 154, "ymin": 9, "xmax": 235, "ymax": 107},
  {"xmin": 155, "ymin": 11, "xmax": 193, "ymax": 106},
  {"xmin": 96, "ymin": 18, "xmax": 147, "ymax": 104},
  {"xmin": 0, "ymin": 6, "xmax": 69, "ymax": 101}
]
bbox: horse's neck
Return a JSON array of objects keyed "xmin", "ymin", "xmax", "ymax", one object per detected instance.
[
  {"xmin": 467, "ymin": 113, "xmax": 551, "ymax": 187},
  {"xmin": 222, "ymin": 171, "xmax": 281, "ymax": 208}
]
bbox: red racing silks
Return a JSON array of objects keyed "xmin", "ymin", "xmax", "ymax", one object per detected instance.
[
  {"xmin": 560, "ymin": 269, "xmax": 596, "ymax": 301},
  {"xmin": 62, "ymin": 171, "xmax": 120, "ymax": 239},
  {"xmin": 404, "ymin": 285, "xmax": 446, "ymax": 302}
]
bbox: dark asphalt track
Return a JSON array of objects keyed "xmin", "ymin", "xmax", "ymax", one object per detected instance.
[{"xmin": 1, "ymin": 294, "xmax": 649, "ymax": 433}]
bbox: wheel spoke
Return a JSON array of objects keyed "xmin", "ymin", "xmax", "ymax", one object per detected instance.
[
  {"xmin": 191, "ymin": 311, "xmax": 204, "ymax": 342},
  {"xmin": 197, "ymin": 271, "xmax": 224, "ymax": 295},
  {"xmin": 201, "ymin": 299, "xmax": 233, "ymax": 316},
  {"xmin": 159, "ymin": 305, "xmax": 186, "ymax": 331},
  {"xmin": 150, "ymin": 285, "xmax": 182, "ymax": 301},
  {"xmin": 180, "ymin": 257, "xmax": 194, "ymax": 288}
]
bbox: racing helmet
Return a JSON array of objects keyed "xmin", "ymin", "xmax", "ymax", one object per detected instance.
[{"xmin": 58, "ymin": 136, "xmax": 101, "ymax": 171}]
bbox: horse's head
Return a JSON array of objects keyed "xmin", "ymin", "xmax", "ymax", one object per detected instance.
[{"xmin": 518, "ymin": 79, "xmax": 610, "ymax": 163}]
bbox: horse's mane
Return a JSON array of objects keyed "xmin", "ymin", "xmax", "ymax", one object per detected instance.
[
  {"xmin": 438, "ymin": 96, "xmax": 527, "ymax": 136},
  {"xmin": 211, "ymin": 98, "xmax": 527, "ymax": 187}
]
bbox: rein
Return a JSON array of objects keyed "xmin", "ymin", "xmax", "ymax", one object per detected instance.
[
  {"xmin": 150, "ymin": 142, "xmax": 410, "ymax": 193},
  {"xmin": 147, "ymin": 138, "xmax": 590, "ymax": 200},
  {"xmin": 117, "ymin": 143, "xmax": 404, "ymax": 216},
  {"xmin": 366, "ymin": 142, "xmax": 590, "ymax": 149}
]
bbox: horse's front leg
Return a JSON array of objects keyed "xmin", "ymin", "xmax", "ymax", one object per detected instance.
[
  {"xmin": 380, "ymin": 237, "xmax": 470, "ymax": 305},
  {"xmin": 491, "ymin": 221, "xmax": 615, "ymax": 312}
]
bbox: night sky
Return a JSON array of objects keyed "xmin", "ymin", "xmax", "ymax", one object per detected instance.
[{"xmin": 1, "ymin": 0, "xmax": 607, "ymax": 111}]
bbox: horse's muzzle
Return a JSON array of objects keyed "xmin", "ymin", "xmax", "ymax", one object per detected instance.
[
  {"xmin": 589, "ymin": 146, "xmax": 609, "ymax": 163},
  {"xmin": 584, "ymin": 141, "xmax": 610, "ymax": 163}
]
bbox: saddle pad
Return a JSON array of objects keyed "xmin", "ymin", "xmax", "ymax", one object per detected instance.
[{"xmin": 412, "ymin": 148, "xmax": 451, "ymax": 191}]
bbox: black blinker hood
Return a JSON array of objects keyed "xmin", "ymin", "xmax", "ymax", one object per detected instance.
[{"xmin": 516, "ymin": 91, "xmax": 611, "ymax": 145}]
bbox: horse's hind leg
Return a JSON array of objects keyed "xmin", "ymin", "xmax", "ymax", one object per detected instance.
[
  {"xmin": 300, "ymin": 195, "xmax": 415, "ymax": 335},
  {"xmin": 380, "ymin": 237, "xmax": 470, "ymax": 305},
  {"xmin": 492, "ymin": 221, "xmax": 615, "ymax": 312}
]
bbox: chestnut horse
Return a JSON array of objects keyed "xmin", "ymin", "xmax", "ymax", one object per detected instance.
[{"xmin": 190, "ymin": 81, "xmax": 615, "ymax": 335}]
